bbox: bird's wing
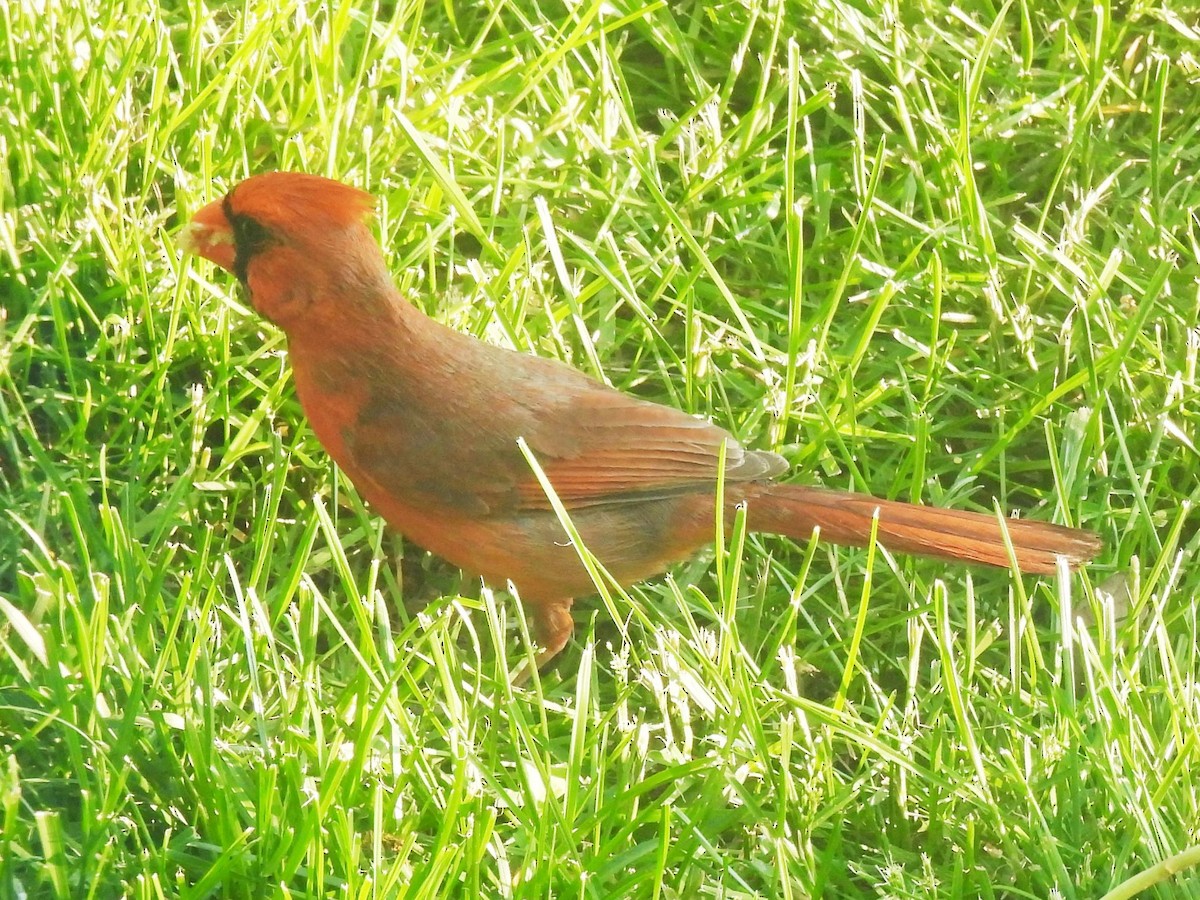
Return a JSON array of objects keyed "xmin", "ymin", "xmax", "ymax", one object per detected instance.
[
  {"xmin": 342, "ymin": 367, "xmax": 785, "ymax": 518},
  {"xmin": 513, "ymin": 389, "xmax": 787, "ymax": 509}
]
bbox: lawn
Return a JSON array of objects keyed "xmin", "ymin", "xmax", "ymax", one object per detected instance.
[{"xmin": 2, "ymin": 0, "xmax": 1199, "ymax": 896}]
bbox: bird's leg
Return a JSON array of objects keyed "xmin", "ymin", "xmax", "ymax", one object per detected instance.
[
  {"xmin": 532, "ymin": 599, "xmax": 575, "ymax": 669},
  {"xmin": 512, "ymin": 598, "xmax": 575, "ymax": 685}
]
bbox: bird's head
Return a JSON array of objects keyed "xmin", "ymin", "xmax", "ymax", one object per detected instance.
[{"xmin": 181, "ymin": 172, "xmax": 387, "ymax": 330}]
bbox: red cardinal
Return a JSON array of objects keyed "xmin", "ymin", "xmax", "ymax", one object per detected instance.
[{"xmin": 182, "ymin": 172, "xmax": 1101, "ymax": 667}]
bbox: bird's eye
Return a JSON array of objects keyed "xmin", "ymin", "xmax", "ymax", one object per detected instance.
[
  {"xmin": 223, "ymin": 201, "xmax": 276, "ymax": 285},
  {"xmin": 231, "ymin": 215, "xmax": 272, "ymax": 252}
]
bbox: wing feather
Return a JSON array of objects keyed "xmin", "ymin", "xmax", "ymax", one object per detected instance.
[{"xmin": 343, "ymin": 339, "xmax": 786, "ymax": 517}]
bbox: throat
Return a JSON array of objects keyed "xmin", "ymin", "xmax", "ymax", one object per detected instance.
[{"xmin": 287, "ymin": 281, "xmax": 414, "ymax": 346}]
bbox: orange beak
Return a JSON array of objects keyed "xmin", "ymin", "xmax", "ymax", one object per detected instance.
[{"xmin": 179, "ymin": 198, "xmax": 236, "ymax": 273}]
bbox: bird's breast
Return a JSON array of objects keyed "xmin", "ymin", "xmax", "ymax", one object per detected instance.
[{"xmin": 288, "ymin": 349, "xmax": 373, "ymax": 467}]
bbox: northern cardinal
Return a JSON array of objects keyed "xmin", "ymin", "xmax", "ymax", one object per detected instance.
[{"xmin": 181, "ymin": 172, "xmax": 1101, "ymax": 668}]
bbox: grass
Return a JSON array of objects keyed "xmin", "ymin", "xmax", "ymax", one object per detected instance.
[{"xmin": 1, "ymin": 0, "xmax": 1199, "ymax": 896}]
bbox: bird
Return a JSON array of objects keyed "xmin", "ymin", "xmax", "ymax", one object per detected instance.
[{"xmin": 181, "ymin": 171, "xmax": 1102, "ymax": 670}]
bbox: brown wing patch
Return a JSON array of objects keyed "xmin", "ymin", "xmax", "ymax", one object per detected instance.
[
  {"xmin": 516, "ymin": 395, "xmax": 787, "ymax": 508},
  {"xmin": 342, "ymin": 349, "xmax": 787, "ymax": 519}
]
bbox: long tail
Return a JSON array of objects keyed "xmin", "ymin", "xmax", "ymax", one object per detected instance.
[{"xmin": 746, "ymin": 485, "xmax": 1101, "ymax": 574}]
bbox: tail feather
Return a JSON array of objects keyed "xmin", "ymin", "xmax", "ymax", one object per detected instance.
[{"xmin": 748, "ymin": 485, "xmax": 1101, "ymax": 574}]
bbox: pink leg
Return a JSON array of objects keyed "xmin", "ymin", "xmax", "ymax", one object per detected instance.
[{"xmin": 531, "ymin": 599, "xmax": 575, "ymax": 669}]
